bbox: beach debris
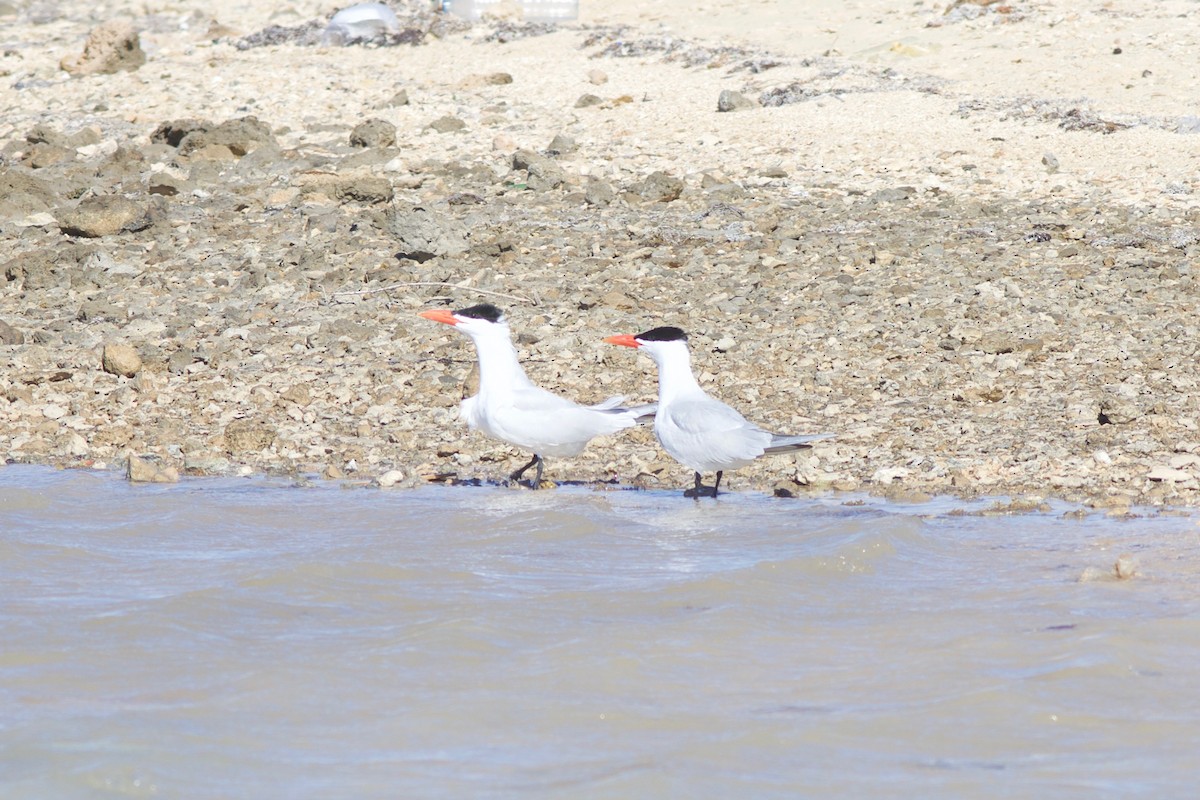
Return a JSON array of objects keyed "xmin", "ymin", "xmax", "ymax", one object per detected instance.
[
  {"xmin": 237, "ymin": 4, "xmax": 424, "ymax": 49},
  {"xmin": 321, "ymin": 3, "xmax": 402, "ymax": 46}
]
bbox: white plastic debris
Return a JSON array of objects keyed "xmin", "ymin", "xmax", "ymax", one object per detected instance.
[
  {"xmin": 321, "ymin": 3, "xmax": 402, "ymax": 46},
  {"xmin": 441, "ymin": 0, "xmax": 578, "ymax": 23}
]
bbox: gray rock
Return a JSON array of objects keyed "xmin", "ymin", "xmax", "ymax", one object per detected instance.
[
  {"xmin": 575, "ymin": 94, "xmax": 604, "ymax": 108},
  {"xmin": 151, "ymin": 118, "xmax": 214, "ymax": 148},
  {"xmin": 68, "ymin": 128, "xmax": 101, "ymax": 148},
  {"xmin": 279, "ymin": 384, "xmax": 312, "ymax": 405},
  {"xmin": 636, "ymin": 170, "xmax": 684, "ymax": 203},
  {"xmin": 512, "ymin": 149, "xmax": 564, "ymax": 191},
  {"xmin": 22, "ymin": 143, "xmax": 75, "ymax": 169},
  {"xmin": 387, "ymin": 204, "xmax": 469, "ymax": 260},
  {"xmin": 167, "ymin": 350, "xmax": 197, "ymax": 375},
  {"xmin": 871, "ymin": 186, "xmax": 916, "ymax": 203},
  {"xmin": 5, "ymin": 252, "xmax": 60, "ymax": 290},
  {"xmin": 334, "ymin": 147, "xmax": 398, "ymax": 172},
  {"xmin": 0, "ymin": 319, "xmax": 23, "ymax": 345},
  {"xmin": 1098, "ymin": 396, "xmax": 1141, "ymax": 425},
  {"xmin": 148, "ymin": 173, "xmax": 191, "ymax": 197},
  {"xmin": 178, "ymin": 116, "xmax": 275, "ymax": 157},
  {"xmin": 1042, "ymin": 152, "xmax": 1060, "ymax": 174},
  {"xmin": 0, "ymin": 167, "xmax": 58, "ymax": 219},
  {"xmin": 335, "ymin": 176, "xmax": 394, "ymax": 204},
  {"xmin": 26, "ymin": 124, "xmax": 72, "ymax": 147},
  {"xmin": 427, "ymin": 116, "xmax": 466, "ymax": 134},
  {"xmin": 349, "ymin": 118, "xmax": 397, "ymax": 148},
  {"xmin": 381, "ymin": 89, "xmax": 409, "ymax": 107},
  {"xmin": 702, "ymin": 179, "xmax": 745, "ymax": 201},
  {"xmin": 56, "ymin": 196, "xmax": 152, "ymax": 238},
  {"xmin": 183, "ymin": 454, "xmax": 233, "ymax": 475},
  {"xmin": 584, "ymin": 178, "xmax": 615, "ymax": 206},
  {"xmin": 24, "ymin": 123, "xmax": 98, "ymax": 151},
  {"xmin": 547, "ymin": 133, "xmax": 577, "ymax": 155},
  {"xmin": 717, "ymin": 89, "xmax": 758, "ymax": 112},
  {"xmin": 976, "ymin": 334, "xmax": 1017, "ymax": 354},
  {"xmin": 91, "ymin": 145, "xmax": 148, "ymax": 187},
  {"xmin": 78, "ymin": 298, "xmax": 124, "ymax": 322}
]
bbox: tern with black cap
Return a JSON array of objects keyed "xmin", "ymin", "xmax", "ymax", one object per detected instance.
[
  {"xmin": 604, "ymin": 326, "xmax": 830, "ymax": 497},
  {"xmin": 420, "ymin": 303, "xmax": 654, "ymax": 488}
]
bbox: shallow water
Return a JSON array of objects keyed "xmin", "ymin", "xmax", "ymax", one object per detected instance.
[{"xmin": 2, "ymin": 465, "xmax": 1198, "ymax": 798}]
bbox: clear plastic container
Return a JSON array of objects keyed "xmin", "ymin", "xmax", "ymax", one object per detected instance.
[
  {"xmin": 442, "ymin": 0, "xmax": 578, "ymax": 23},
  {"xmin": 321, "ymin": 3, "xmax": 402, "ymax": 45}
]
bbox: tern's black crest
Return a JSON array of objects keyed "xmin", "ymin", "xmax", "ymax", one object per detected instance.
[
  {"xmin": 636, "ymin": 326, "xmax": 687, "ymax": 342},
  {"xmin": 455, "ymin": 303, "xmax": 504, "ymax": 323}
]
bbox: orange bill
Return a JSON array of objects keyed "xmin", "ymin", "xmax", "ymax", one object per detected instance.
[
  {"xmin": 418, "ymin": 309, "xmax": 459, "ymax": 326},
  {"xmin": 603, "ymin": 334, "xmax": 641, "ymax": 348}
]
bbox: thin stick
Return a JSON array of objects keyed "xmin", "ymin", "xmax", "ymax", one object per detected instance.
[{"xmin": 330, "ymin": 281, "xmax": 535, "ymax": 305}]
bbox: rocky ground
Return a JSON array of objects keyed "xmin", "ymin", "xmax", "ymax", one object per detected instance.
[{"xmin": 2, "ymin": 0, "xmax": 1199, "ymax": 509}]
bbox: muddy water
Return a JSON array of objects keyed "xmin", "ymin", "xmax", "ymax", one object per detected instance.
[{"xmin": 2, "ymin": 466, "xmax": 1198, "ymax": 798}]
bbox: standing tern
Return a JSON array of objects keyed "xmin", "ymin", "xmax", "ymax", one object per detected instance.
[
  {"xmin": 419, "ymin": 303, "xmax": 654, "ymax": 488},
  {"xmin": 604, "ymin": 326, "xmax": 829, "ymax": 497}
]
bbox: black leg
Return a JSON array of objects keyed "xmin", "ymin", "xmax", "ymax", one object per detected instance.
[
  {"xmin": 510, "ymin": 453, "xmax": 540, "ymax": 485},
  {"xmin": 713, "ymin": 471, "xmax": 723, "ymax": 497},
  {"xmin": 684, "ymin": 471, "xmax": 705, "ymax": 498},
  {"xmin": 531, "ymin": 456, "xmax": 544, "ymax": 490}
]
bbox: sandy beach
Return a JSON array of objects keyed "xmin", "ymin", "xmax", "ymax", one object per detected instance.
[{"xmin": 1, "ymin": 0, "xmax": 1198, "ymax": 508}]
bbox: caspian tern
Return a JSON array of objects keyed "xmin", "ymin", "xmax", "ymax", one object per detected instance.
[
  {"xmin": 419, "ymin": 303, "xmax": 654, "ymax": 488},
  {"xmin": 604, "ymin": 326, "xmax": 829, "ymax": 497}
]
